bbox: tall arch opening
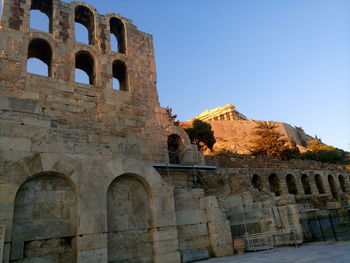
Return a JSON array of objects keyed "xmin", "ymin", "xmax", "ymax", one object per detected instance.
[
  {"xmin": 338, "ymin": 175, "xmax": 347, "ymax": 193},
  {"xmin": 252, "ymin": 174, "xmax": 262, "ymax": 192},
  {"xmin": 301, "ymin": 174, "xmax": 311, "ymax": 195},
  {"xmin": 75, "ymin": 5, "xmax": 95, "ymax": 45},
  {"xmin": 107, "ymin": 174, "xmax": 153, "ymax": 262},
  {"xmin": 167, "ymin": 134, "xmax": 183, "ymax": 164},
  {"xmin": 286, "ymin": 174, "xmax": 297, "ymax": 195},
  {"xmin": 110, "ymin": 17, "xmax": 126, "ymax": 53},
  {"xmin": 12, "ymin": 172, "xmax": 77, "ymax": 262},
  {"xmin": 75, "ymin": 51, "xmax": 95, "ymax": 84},
  {"xmin": 112, "ymin": 60, "xmax": 128, "ymax": 90},
  {"xmin": 268, "ymin": 174, "xmax": 281, "ymax": 196},
  {"xmin": 30, "ymin": 0, "xmax": 53, "ymax": 32},
  {"xmin": 328, "ymin": 175, "xmax": 338, "ymax": 198},
  {"xmin": 315, "ymin": 174, "xmax": 325, "ymax": 194},
  {"xmin": 27, "ymin": 38, "xmax": 52, "ymax": 76}
]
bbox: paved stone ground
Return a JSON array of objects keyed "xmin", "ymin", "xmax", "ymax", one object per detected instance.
[{"xmin": 197, "ymin": 242, "xmax": 350, "ymax": 263}]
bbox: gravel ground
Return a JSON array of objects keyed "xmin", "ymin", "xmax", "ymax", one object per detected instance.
[{"xmin": 197, "ymin": 242, "xmax": 350, "ymax": 263}]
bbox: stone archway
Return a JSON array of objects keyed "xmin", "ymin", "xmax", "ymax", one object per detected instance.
[
  {"xmin": 252, "ymin": 174, "xmax": 262, "ymax": 191},
  {"xmin": 107, "ymin": 174, "xmax": 153, "ymax": 263},
  {"xmin": 105, "ymin": 158, "xmax": 181, "ymax": 263},
  {"xmin": 11, "ymin": 172, "xmax": 77, "ymax": 263},
  {"xmin": 286, "ymin": 174, "xmax": 297, "ymax": 195},
  {"xmin": 268, "ymin": 174, "xmax": 281, "ymax": 196},
  {"xmin": 301, "ymin": 174, "xmax": 311, "ymax": 195}
]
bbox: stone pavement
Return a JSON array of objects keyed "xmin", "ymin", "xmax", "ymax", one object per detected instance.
[{"xmin": 197, "ymin": 242, "xmax": 350, "ymax": 263}]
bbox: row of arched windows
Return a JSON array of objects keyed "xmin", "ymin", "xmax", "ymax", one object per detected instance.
[
  {"xmin": 252, "ymin": 173, "xmax": 348, "ymax": 198},
  {"xmin": 29, "ymin": 0, "xmax": 125, "ymax": 53},
  {"xmin": 26, "ymin": 38, "xmax": 128, "ymax": 90}
]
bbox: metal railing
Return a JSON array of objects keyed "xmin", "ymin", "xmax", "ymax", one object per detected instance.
[
  {"xmin": 242, "ymin": 229, "xmax": 302, "ymax": 251},
  {"xmin": 300, "ymin": 208, "xmax": 350, "ymax": 242}
]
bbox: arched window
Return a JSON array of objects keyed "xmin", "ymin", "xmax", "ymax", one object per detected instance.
[
  {"xmin": 112, "ymin": 60, "xmax": 128, "ymax": 91},
  {"xmin": 315, "ymin": 174, "xmax": 325, "ymax": 194},
  {"xmin": 301, "ymin": 174, "xmax": 311, "ymax": 195},
  {"xmin": 252, "ymin": 174, "xmax": 262, "ymax": 192},
  {"xmin": 27, "ymin": 38, "xmax": 52, "ymax": 76},
  {"xmin": 75, "ymin": 5, "xmax": 95, "ymax": 45},
  {"xmin": 75, "ymin": 51, "xmax": 95, "ymax": 84},
  {"xmin": 110, "ymin": 17, "xmax": 126, "ymax": 53},
  {"xmin": 167, "ymin": 134, "xmax": 183, "ymax": 164},
  {"xmin": 268, "ymin": 174, "xmax": 281, "ymax": 196},
  {"xmin": 286, "ymin": 174, "xmax": 297, "ymax": 195},
  {"xmin": 30, "ymin": 0, "xmax": 53, "ymax": 32},
  {"xmin": 328, "ymin": 175, "xmax": 337, "ymax": 198},
  {"xmin": 338, "ymin": 174, "xmax": 346, "ymax": 193}
]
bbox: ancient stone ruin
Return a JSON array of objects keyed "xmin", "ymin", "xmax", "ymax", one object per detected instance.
[{"xmin": 0, "ymin": 1, "xmax": 349, "ymax": 263}]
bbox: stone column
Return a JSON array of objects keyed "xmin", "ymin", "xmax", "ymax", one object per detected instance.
[
  {"xmin": 203, "ymin": 196, "xmax": 233, "ymax": 257},
  {"xmin": 294, "ymin": 174, "xmax": 304, "ymax": 196},
  {"xmin": 308, "ymin": 173, "xmax": 319, "ymax": 196},
  {"xmin": 278, "ymin": 174, "xmax": 289, "ymax": 197}
]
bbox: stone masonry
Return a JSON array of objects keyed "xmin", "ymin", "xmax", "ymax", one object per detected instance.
[
  {"xmin": 1, "ymin": 1, "xmax": 349, "ymax": 263},
  {"xmin": 0, "ymin": 0, "xmax": 232, "ymax": 262}
]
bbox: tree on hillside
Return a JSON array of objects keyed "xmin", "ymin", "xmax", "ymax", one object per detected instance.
[
  {"xmin": 298, "ymin": 140, "xmax": 349, "ymax": 164},
  {"xmin": 164, "ymin": 106, "xmax": 179, "ymax": 126},
  {"xmin": 249, "ymin": 121, "xmax": 299, "ymax": 160},
  {"xmin": 184, "ymin": 119, "xmax": 216, "ymax": 152}
]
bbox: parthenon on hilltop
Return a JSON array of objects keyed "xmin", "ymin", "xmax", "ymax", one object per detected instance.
[{"xmin": 0, "ymin": 1, "xmax": 349, "ymax": 263}]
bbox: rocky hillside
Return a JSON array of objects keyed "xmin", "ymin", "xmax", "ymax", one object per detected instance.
[{"xmin": 181, "ymin": 120, "xmax": 314, "ymax": 154}]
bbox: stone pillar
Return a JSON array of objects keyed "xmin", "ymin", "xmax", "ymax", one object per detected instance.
[
  {"xmin": 308, "ymin": 173, "xmax": 319, "ymax": 196},
  {"xmin": 278, "ymin": 174, "xmax": 289, "ymax": 197},
  {"xmin": 203, "ymin": 196, "xmax": 233, "ymax": 257},
  {"xmin": 294, "ymin": 175, "xmax": 304, "ymax": 196}
]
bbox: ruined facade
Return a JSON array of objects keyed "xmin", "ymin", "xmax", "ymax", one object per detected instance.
[
  {"xmin": 0, "ymin": 1, "xmax": 350, "ymax": 263},
  {"xmin": 0, "ymin": 1, "xmax": 231, "ymax": 262}
]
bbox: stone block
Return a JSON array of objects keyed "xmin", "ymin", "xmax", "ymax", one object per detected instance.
[
  {"xmin": 178, "ymin": 235, "xmax": 210, "ymax": 252},
  {"xmin": 176, "ymin": 210, "xmax": 207, "ymax": 225},
  {"xmin": 153, "ymin": 238, "xmax": 179, "ymax": 255},
  {"xmin": 208, "ymin": 220, "xmax": 231, "ymax": 235},
  {"xmin": 150, "ymin": 196, "xmax": 176, "ymax": 212},
  {"xmin": 151, "ymin": 226, "xmax": 178, "ymax": 241},
  {"xmin": 202, "ymin": 196, "xmax": 219, "ymax": 209},
  {"xmin": 0, "ymin": 137, "xmax": 31, "ymax": 152},
  {"xmin": 211, "ymin": 243, "xmax": 234, "ymax": 257},
  {"xmin": 209, "ymin": 232, "xmax": 232, "ymax": 247},
  {"xmin": 151, "ymin": 211, "xmax": 177, "ymax": 227},
  {"xmin": 77, "ymin": 233, "xmax": 107, "ymax": 251},
  {"xmin": 177, "ymin": 223, "xmax": 209, "ymax": 239},
  {"xmin": 78, "ymin": 247, "xmax": 107, "ymax": 263},
  {"xmin": 206, "ymin": 207, "xmax": 225, "ymax": 223},
  {"xmin": 10, "ymin": 241, "xmax": 23, "ymax": 261},
  {"xmin": 154, "ymin": 251, "xmax": 181, "ymax": 263},
  {"xmin": 181, "ymin": 250, "xmax": 209, "ymax": 263}
]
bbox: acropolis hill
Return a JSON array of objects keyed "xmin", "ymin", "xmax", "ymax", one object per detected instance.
[{"xmin": 181, "ymin": 104, "xmax": 314, "ymax": 154}]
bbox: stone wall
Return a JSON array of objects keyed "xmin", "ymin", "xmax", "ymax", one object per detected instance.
[{"xmin": 201, "ymin": 167, "xmax": 350, "ymax": 236}]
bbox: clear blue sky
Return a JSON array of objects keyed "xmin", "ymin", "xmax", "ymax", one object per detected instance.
[{"xmin": 1, "ymin": 0, "xmax": 349, "ymax": 150}]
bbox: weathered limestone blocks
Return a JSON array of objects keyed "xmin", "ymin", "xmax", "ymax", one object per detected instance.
[{"xmin": 203, "ymin": 196, "xmax": 233, "ymax": 257}]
